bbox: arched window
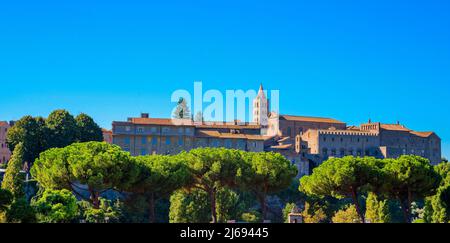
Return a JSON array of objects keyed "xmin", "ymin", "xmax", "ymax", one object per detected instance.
[
  {"xmin": 287, "ymin": 127, "xmax": 292, "ymax": 136},
  {"xmin": 322, "ymin": 148, "xmax": 328, "ymax": 156}
]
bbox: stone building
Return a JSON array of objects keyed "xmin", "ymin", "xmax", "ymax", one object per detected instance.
[
  {"xmin": 112, "ymin": 115, "xmax": 267, "ymax": 156},
  {"xmin": 0, "ymin": 121, "xmax": 12, "ymax": 164},
  {"xmin": 112, "ymin": 84, "xmax": 442, "ymax": 176},
  {"xmin": 102, "ymin": 128, "xmax": 113, "ymax": 144}
]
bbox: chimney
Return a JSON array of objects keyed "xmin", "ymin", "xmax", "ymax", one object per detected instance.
[
  {"xmin": 368, "ymin": 118, "xmax": 372, "ymax": 124},
  {"xmin": 397, "ymin": 121, "xmax": 400, "ymax": 125},
  {"xmin": 141, "ymin": 113, "xmax": 149, "ymax": 118}
]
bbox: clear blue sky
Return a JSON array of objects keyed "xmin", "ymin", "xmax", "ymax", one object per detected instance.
[{"xmin": 1, "ymin": 0, "xmax": 449, "ymax": 158}]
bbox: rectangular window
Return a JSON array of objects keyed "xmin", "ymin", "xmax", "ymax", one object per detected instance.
[
  {"xmin": 124, "ymin": 137, "xmax": 130, "ymax": 145},
  {"xmin": 178, "ymin": 136, "xmax": 184, "ymax": 146},
  {"xmin": 141, "ymin": 137, "xmax": 147, "ymax": 144},
  {"xmin": 141, "ymin": 148, "xmax": 147, "ymax": 155},
  {"xmin": 152, "ymin": 137, "xmax": 158, "ymax": 145},
  {"xmin": 166, "ymin": 136, "xmax": 171, "ymax": 145}
]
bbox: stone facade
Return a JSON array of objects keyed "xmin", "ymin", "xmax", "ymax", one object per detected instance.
[
  {"xmin": 102, "ymin": 129, "xmax": 113, "ymax": 144},
  {"xmin": 112, "ymin": 117, "xmax": 267, "ymax": 156},
  {"xmin": 266, "ymin": 115, "xmax": 441, "ymax": 168},
  {"xmin": 112, "ymin": 84, "xmax": 442, "ymax": 177},
  {"xmin": 0, "ymin": 121, "xmax": 12, "ymax": 164}
]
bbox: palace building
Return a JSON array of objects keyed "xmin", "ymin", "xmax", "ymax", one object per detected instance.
[
  {"xmin": 112, "ymin": 84, "xmax": 441, "ymax": 177},
  {"xmin": 112, "ymin": 115, "xmax": 267, "ymax": 156},
  {"xmin": 0, "ymin": 121, "xmax": 12, "ymax": 165}
]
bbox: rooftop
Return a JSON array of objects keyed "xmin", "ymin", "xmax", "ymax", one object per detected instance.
[
  {"xmin": 410, "ymin": 131, "xmax": 435, "ymax": 138},
  {"xmin": 380, "ymin": 124, "xmax": 411, "ymax": 132},
  {"xmin": 279, "ymin": 115, "xmax": 346, "ymax": 124},
  {"xmin": 195, "ymin": 129, "xmax": 268, "ymax": 140},
  {"xmin": 114, "ymin": 117, "xmax": 260, "ymax": 129}
]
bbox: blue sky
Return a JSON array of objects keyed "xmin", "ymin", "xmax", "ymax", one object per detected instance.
[{"xmin": 0, "ymin": 0, "xmax": 449, "ymax": 158}]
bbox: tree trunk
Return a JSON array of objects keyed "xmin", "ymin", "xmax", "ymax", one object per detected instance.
[
  {"xmin": 210, "ymin": 188, "xmax": 217, "ymax": 223},
  {"xmin": 259, "ymin": 195, "xmax": 267, "ymax": 223},
  {"xmin": 148, "ymin": 193, "xmax": 156, "ymax": 223},
  {"xmin": 90, "ymin": 188, "xmax": 100, "ymax": 209},
  {"xmin": 350, "ymin": 187, "xmax": 365, "ymax": 223},
  {"xmin": 406, "ymin": 189, "xmax": 413, "ymax": 223},
  {"xmin": 398, "ymin": 196, "xmax": 410, "ymax": 223}
]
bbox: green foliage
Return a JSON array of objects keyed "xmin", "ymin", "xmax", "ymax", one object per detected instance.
[
  {"xmin": 75, "ymin": 113, "xmax": 103, "ymax": 142},
  {"xmin": 0, "ymin": 189, "xmax": 13, "ymax": 212},
  {"xmin": 169, "ymin": 189, "xmax": 211, "ymax": 223},
  {"xmin": 6, "ymin": 198, "xmax": 37, "ymax": 223},
  {"xmin": 32, "ymin": 189, "xmax": 78, "ymax": 223},
  {"xmin": 365, "ymin": 192, "xmax": 390, "ymax": 223},
  {"xmin": 45, "ymin": 109, "xmax": 78, "ymax": 148},
  {"xmin": 130, "ymin": 154, "xmax": 191, "ymax": 222},
  {"xmin": 300, "ymin": 156, "xmax": 382, "ymax": 222},
  {"xmin": 66, "ymin": 142, "xmax": 138, "ymax": 193},
  {"xmin": 422, "ymin": 163, "xmax": 450, "ymax": 223},
  {"xmin": 79, "ymin": 198, "xmax": 123, "ymax": 223},
  {"xmin": 169, "ymin": 187, "xmax": 245, "ymax": 223},
  {"xmin": 172, "ymin": 97, "xmax": 191, "ymax": 119},
  {"xmin": 31, "ymin": 142, "xmax": 139, "ymax": 208},
  {"xmin": 302, "ymin": 202, "xmax": 327, "ymax": 223},
  {"xmin": 30, "ymin": 147, "xmax": 73, "ymax": 190},
  {"xmin": 6, "ymin": 110, "xmax": 104, "ymax": 167},
  {"xmin": 185, "ymin": 148, "xmax": 244, "ymax": 222},
  {"xmin": 383, "ymin": 155, "xmax": 440, "ymax": 222},
  {"xmin": 332, "ymin": 204, "xmax": 362, "ymax": 223},
  {"xmin": 239, "ymin": 151, "xmax": 297, "ymax": 221},
  {"xmin": 6, "ymin": 116, "xmax": 48, "ymax": 164},
  {"xmin": 1, "ymin": 143, "xmax": 26, "ymax": 198},
  {"xmin": 241, "ymin": 211, "xmax": 261, "ymax": 223},
  {"xmin": 216, "ymin": 187, "xmax": 242, "ymax": 223},
  {"xmin": 276, "ymin": 180, "xmax": 307, "ymax": 205}
]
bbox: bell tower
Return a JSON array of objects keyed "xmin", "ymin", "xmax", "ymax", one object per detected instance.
[{"xmin": 253, "ymin": 84, "xmax": 269, "ymax": 134}]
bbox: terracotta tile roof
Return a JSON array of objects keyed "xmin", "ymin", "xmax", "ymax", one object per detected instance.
[
  {"xmin": 102, "ymin": 128, "xmax": 112, "ymax": 134},
  {"xmin": 0, "ymin": 121, "xmax": 9, "ymax": 127},
  {"xmin": 380, "ymin": 124, "xmax": 411, "ymax": 132},
  {"xmin": 195, "ymin": 124, "xmax": 260, "ymax": 129},
  {"xmin": 195, "ymin": 130, "xmax": 222, "ymax": 138},
  {"xmin": 280, "ymin": 115, "xmax": 345, "ymax": 124},
  {"xmin": 380, "ymin": 124, "xmax": 437, "ymax": 138},
  {"xmin": 195, "ymin": 130, "xmax": 267, "ymax": 140},
  {"xmin": 128, "ymin": 118, "xmax": 195, "ymax": 126},
  {"xmin": 119, "ymin": 118, "xmax": 260, "ymax": 129},
  {"xmin": 410, "ymin": 131, "xmax": 434, "ymax": 138}
]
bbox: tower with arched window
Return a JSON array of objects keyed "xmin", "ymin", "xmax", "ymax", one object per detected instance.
[{"xmin": 253, "ymin": 84, "xmax": 269, "ymax": 134}]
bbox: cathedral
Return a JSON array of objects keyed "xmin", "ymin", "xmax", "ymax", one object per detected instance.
[{"xmin": 112, "ymin": 84, "xmax": 441, "ymax": 177}]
